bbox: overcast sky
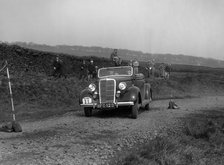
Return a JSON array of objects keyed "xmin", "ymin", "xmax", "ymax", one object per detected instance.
[{"xmin": 0, "ymin": 0, "xmax": 223, "ymax": 60}]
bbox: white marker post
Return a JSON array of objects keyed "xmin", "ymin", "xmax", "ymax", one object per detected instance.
[
  {"xmin": 5, "ymin": 61, "xmax": 22, "ymax": 132},
  {"xmin": 6, "ymin": 63, "xmax": 16, "ymax": 121}
]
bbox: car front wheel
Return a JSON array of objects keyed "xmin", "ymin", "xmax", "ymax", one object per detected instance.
[
  {"xmin": 131, "ymin": 97, "xmax": 139, "ymax": 119},
  {"xmin": 84, "ymin": 107, "xmax": 92, "ymax": 117}
]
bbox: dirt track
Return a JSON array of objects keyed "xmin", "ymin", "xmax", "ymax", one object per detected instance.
[{"xmin": 0, "ymin": 96, "xmax": 224, "ymax": 165}]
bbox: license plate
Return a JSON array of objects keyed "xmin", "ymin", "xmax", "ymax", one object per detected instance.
[
  {"xmin": 101, "ymin": 103, "xmax": 115, "ymax": 108},
  {"xmin": 82, "ymin": 97, "xmax": 92, "ymax": 104}
]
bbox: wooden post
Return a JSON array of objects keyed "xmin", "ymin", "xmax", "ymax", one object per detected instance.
[{"xmin": 6, "ymin": 61, "xmax": 16, "ymax": 121}]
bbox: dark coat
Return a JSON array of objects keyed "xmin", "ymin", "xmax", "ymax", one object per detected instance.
[
  {"xmin": 53, "ymin": 60, "xmax": 62, "ymax": 70},
  {"xmin": 88, "ymin": 63, "xmax": 95, "ymax": 74}
]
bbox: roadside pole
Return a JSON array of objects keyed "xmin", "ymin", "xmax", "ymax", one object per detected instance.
[
  {"xmin": 6, "ymin": 61, "xmax": 16, "ymax": 121},
  {"xmin": 5, "ymin": 61, "xmax": 22, "ymax": 132}
]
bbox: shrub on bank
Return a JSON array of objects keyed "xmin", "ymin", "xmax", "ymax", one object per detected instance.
[{"xmin": 119, "ymin": 111, "xmax": 224, "ymax": 165}]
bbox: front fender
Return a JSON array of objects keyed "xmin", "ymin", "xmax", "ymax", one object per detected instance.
[
  {"xmin": 79, "ymin": 88, "xmax": 92, "ymax": 104},
  {"xmin": 120, "ymin": 86, "xmax": 140, "ymax": 103}
]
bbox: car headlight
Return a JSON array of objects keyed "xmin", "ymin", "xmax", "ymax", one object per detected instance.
[
  {"xmin": 88, "ymin": 83, "xmax": 96, "ymax": 92},
  {"xmin": 118, "ymin": 82, "xmax": 127, "ymax": 90}
]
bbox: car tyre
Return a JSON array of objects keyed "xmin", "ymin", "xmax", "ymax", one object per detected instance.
[
  {"xmin": 131, "ymin": 97, "xmax": 139, "ymax": 119},
  {"xmin": 84, "ymin": 107, "xmax": 92, "ymax": 117}
]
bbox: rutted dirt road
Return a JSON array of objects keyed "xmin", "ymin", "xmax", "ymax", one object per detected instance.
[{"xmin": 0, "ymin": 96, "xmax": 224, "ymax": 165}]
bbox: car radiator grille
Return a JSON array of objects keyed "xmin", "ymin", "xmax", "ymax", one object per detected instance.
[{"xmin": 99, "ymin": 79, "xmax": 116, "ymax": 103}]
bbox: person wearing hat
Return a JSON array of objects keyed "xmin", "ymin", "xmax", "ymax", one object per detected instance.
[
  {"xmin": 87, "ymin": 59, "xmax": 95, "ymax": 81},
  {"xmin": 52, "ymin": 56, "xmax": 63, "ymax": 78},
  {"xmin": 133, "ymin": 60, "xmax": 139, "ymax": 74},
  {"xmin": 80, "ymin": 60, "xmax": 88, "ymax": 81},
  {"xmin": 93, "ymin": 65, "xmax": 98, "ymax": 79},
  {"xmin": 110, "ymin": 49, "xmax": 118, "ymax": 61},
  {"xmin": 111, "ymin": 49, "xmax": 122, "ymax": 66}
]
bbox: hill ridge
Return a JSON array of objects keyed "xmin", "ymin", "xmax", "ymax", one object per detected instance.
[{"xmin": 8, "ymin": 41, "xmax": 224, "ymax": 68}]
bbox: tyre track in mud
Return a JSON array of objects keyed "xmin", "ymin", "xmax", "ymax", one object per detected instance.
[{"xmin": 0, "ymin": 96, "xmax": 224, "ymax": 165}]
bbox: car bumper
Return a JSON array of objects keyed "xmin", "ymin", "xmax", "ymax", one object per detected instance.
[{"xmin": 80, "ymin": 101, "xmax": 134, "ymax": 108}]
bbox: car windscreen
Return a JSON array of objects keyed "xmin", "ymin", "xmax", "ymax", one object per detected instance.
[{"xmin": 98, "ymin": 67, "xmax": 133, "ymax": 77}]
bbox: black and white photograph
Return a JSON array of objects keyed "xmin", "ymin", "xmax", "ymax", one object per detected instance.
[{"xmin": 0, "ymin": 0, "xmax": 224, "ymax": 164}]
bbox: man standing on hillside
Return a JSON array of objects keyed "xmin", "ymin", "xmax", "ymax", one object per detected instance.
[
  {"xmin": 164, "ymin": 64, "xmax": 171, "ymax": 79},
  {"xmin": 110, "ymin": 49, "xmax": 118, "ymax": 61},
  {"xmin": 52, "ymin": 56, "xmax": 63, "ymax": 78},
  {"xmin": 80, "ymin": 60, "xmax": 88, "ymax": 81},
  {"xmin": 145, "ymin": 60, "xmax": 155, "ymax": 78},
  {"xmin": 110, "ymin": 49, "xmax": 122, "ymax": 66},
  {"xmin": 87, "ymin": 58, "xmax": 95, "ymax": 81},
  {"xmin": 93, "ymin": 65, "xmax": 98, "ymax": 79}
]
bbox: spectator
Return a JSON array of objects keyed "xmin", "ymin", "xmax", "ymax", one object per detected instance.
[
  {"xmin": 133, "ymin": 60, "xmax": 139, "ymax": 74},
  {"xmin": 80, "ymin": 60, "xmax": 88, "ymax": 81},
  {"xmin": 146, "ymin": 60, "xmax": 155, "ymax": 78},
  {"xmin": 110, "ymin": 49, "xmax": 122, "ymax": 66},
  {"xmin": 93, "ymin": 65, "xmax": 98, "ymax": 79},
  {"xmin": 110, "ymin": 49, "xmax": 118, "ymax": 61},
  {"xmin": 52, "ymin": 56, "xmax": 63, "ymax": 78},
  {"xmin": 87, "ymin": 59, "xmax": 95, "ymax": 81}
]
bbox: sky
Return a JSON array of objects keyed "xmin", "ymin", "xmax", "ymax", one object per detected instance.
[{"xmin": 0, "ymin": 0, "xmax": 224, "ymax": 60}]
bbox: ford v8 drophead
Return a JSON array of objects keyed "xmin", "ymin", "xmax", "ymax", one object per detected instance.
[{"xmin": 79, "ymin": 65, "xmax": 152, "ymax": 119}]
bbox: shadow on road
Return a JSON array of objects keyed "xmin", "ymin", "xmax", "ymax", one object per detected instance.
[{"xmin": 75, "ymin": 107, "xmax": 149, "ymax": 119}]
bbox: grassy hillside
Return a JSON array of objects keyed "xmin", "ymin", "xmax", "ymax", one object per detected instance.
[
  {"xmin": 12, "ymin": 42, "xmax": 224, "ymax": 68},
  {"xmin": 0, "ymin": 43, "xmax": 224, "ymax": 123},
  {"xmin": 0, "ymin": 43, "xmax": 120, "ymax": 76},
  {"xmin": 0, "ymin": 43, "xmax": 125, "ymax": 122}
]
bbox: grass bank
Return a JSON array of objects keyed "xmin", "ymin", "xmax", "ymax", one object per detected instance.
[
  {"xmin": 118, "ymin": 109, "xmax": 224, "ymax": 165},
  {"xmin": 1, "ymin": 68, "xmax": 224, "ymax": 123},
  {"xmin": 0, "ymin": 72, "xmax": 89, "ymax": 123}
]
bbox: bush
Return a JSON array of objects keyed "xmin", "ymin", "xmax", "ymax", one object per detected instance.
[
  {"xmin": 184, "ymin": 117, "xmax": 224, "ymax": 146},
  {"xmin": 120, "ymin": 110, "xmax": 224, "ymax": 165},
  {"xmin": 120, "ymin": 137, "xmax": 177, "ymax": 165},
  {"xmin": 184, "ymin": 119, "xmax": 212, "ymax": 139}
]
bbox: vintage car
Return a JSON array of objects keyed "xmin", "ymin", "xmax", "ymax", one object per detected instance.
[{"xmin": 79, "ymin": 65, "xmax": 152, "ymax": 119}]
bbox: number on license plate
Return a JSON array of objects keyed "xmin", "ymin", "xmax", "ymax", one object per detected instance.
[
  {"xmin": 82, "ymin": 97, "xmax": 92, "ymax": 104},
  {"xmin": 102, "ymin": 103, "xmax": 114, "ymax": 108}
]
